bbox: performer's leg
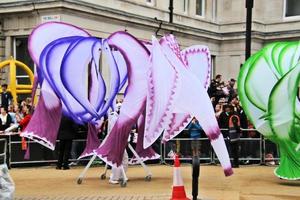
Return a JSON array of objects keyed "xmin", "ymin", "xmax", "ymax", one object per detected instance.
[
  {"xmin": 62, "ymin": 139, "xmax": 72, "ymax": 169},
  {"xmin": 57, "ymin": 140, "xmax": 66, "ymax": 169}
]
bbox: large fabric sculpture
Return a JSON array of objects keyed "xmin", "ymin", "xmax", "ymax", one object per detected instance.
[
  {"xmin": 238, "ymin": 41, "xmax": 300, "ymax": 180},
  {"xmin": 22, "ymin": 22, "xmax": 232, "ymax": 176},
  {"xmin": 24, "ymin": 22, "xmax": 156, "ymax": 161}
]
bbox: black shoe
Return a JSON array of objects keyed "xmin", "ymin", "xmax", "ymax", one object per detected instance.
[
  {"xmin": 63, "ymin": 166, "xmax": 70, "ymax": 170},
  {"xmin": 56, "ymin": 166, "xmax": 62, "ymax": 170}
]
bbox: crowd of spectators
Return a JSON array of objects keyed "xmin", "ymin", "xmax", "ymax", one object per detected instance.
[
  {"xmin": 0, "ymin": 84, "xmax": 33, "ymax": 133},
  {"xmin": 171, "ymin": 74, "xmax": 277, "ymax": 166},
  {"xmin": 210, "ymin": 74, "xmax": 278, "ymax": 165},
  {"xmin": 0, "ymin": 77, "xmax": 278, "ymax": 167}
]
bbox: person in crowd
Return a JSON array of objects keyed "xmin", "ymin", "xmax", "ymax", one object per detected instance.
[
  {"xmin": 210, "ymin": 97, "xmax": 217, "ymax": 108},
  {"xmin": 187, "ymin": 117, "xmax": 202, "ymax": 157},
  {"xmin": 18, "ymin": 104, "xmax": 33, "ymax": 151},
  {"xmin": 25, "ymin": 97, "xmax": 32, "ymax": 106},
  {"xmin": 13, "ymin": 104, "xmax": 23, "ymax": 123},
  {"xmin": 0, "ymin": 106, "xmax": 13, "ymax": 131},
  {"xmin": 215, "ymin": 103, "xmax": 223, "ymax": 119},
  {"xmin": 228, "ymin": 111, "xmax": 241, "ymax": 168},
  {"xmin": 230, "ymin": 97, "xmax": 248, "ymax": 130},
  {"xmin": 229, "ymin": 96, "xmax": 251, "ymax": 164},
  {"xmin": 208, "ymin": 74, "xmax": 225, "ymax": 103},
  {"xmin": 7, "ymin": 105, "xmax": 16, "ymax": 124},
  {"xmin": 19, "ymin": 105, "xmax": 33, "ymax": 131},
  {"xmin": 218, "ymin": 104, "xmax": 231, "ymax": 139},
  {"xmin": 2, "ymin": 105, "xmax": 20, "ymax": 133},
  {"xmin": 227, "ymin": 79, "xmax": 237, "ymax": 102},
  {"xmin": 56, "ymin": 115, "xmax": 76, "ymax": 170},
  {"xmin": 0, "ymin": 84, "xmax": 13, "ymax": 110}
]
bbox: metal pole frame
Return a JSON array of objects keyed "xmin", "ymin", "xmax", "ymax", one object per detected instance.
[{"xmin": 245, "ymin": 0, "xmax": 254, "ymax": 61}]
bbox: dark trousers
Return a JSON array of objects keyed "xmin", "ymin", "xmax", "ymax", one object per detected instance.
[
  {"xmin": 230, "ymin": 141, "xmax": 239, "ymax": 167},
  {"xmin": 57, "ymin": 139, "xmax": 73, "ymax": 167}
]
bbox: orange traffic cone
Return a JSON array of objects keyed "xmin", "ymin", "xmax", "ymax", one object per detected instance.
[{"xmin": 170, "ymin": 154, "xmax": 190, "ymax": 200}]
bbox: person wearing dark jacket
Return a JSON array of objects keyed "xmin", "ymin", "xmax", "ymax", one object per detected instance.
[
  {"xmin": 0, "ymin": 84, "xmax": 13, "ymax": 110},
  {"xmin": 0, "ymin": 106, "xmax": 12, "ymax": 131},
  {"xmin": 218, "ymin": 105, "xmax": 231, "ymax": 138},
  {"xmin": 56, "ymin": 115, "xmax": 76, "ymax": 170},
  {"xmin": 228, "ymin": 114, "xmax": 241, "ymax": 168}
]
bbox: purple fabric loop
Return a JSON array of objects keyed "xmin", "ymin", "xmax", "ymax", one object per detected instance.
[{"xmin": 60, "ymin": 37, "xmax": 102, "ymax": 119}]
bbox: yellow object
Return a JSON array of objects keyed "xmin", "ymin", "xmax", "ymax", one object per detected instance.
[{"xmin": 0, "ymin": 57, "xmax": 34, "ymax": 104}]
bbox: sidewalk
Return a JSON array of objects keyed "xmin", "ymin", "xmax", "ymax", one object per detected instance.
[
  {"xmin": 15, "ymin": 194, "xmax": 170, "ymax": 200},
  {"xmin": 10, "ymin": 165, "xmax": 300, "ymax": 200}
]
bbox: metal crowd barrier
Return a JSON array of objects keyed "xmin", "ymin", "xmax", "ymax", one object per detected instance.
[
  {"xmin": 0, "ymin": 128, "xmax": 280, "ymax": 167},
  {"xmin": 9, "ymin": 139, "xmax": 92, "ymax": 166},
  {"xmin": 161, "ymin": 128, "xmax": 280, "ymax": 166},
  {"xmin": 0, "ymin": 138, "xmax": 7, "ymax": 165}
]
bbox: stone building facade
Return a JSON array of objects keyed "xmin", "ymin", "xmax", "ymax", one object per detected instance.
[{"xmin": 0, "ymin": 0, "xmax": 300, "ymax": 85}]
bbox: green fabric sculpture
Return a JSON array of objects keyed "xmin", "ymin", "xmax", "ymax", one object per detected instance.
[{"xmin": 238, "ymin": 41, "xmax": 300, "ymax": 180}]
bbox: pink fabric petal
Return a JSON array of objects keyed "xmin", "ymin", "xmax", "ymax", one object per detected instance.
[
  {"xmin": 143, "ymin": 36, "xmax": 180, "ymax": 149},
  {"xmin": 135, "ymin": 114, "xmax": 160, "ymax": 161},
  {"xmin": 159, "ymin": 35, "xmax": 184, "ymax": 64},
  {"xmin": 159, "ymin": 40, "xmax": 232, "ymax": 175},
  {"xmin": 20, "ymin": 93, "xmax": 62, "ymax": 150},
  {"xmin": 162, "ymin": 114, "xmax": 192, "ymax": 142},
  {"xmin": 78, "ymin": 123, "xmax": 101, "ymax": 159},
  {"xmin": 181, "ymin": 45, "xmax": 211, "ymax": 90},
  {"xmin": 163, "ymin": 46, "xmax": 211, "ymax": 141}
]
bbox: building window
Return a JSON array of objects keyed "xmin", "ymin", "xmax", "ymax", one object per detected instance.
[
  {"xmin": 14, "ymin": 37, "xmax": 35, "ymax": 85},
  {"xmin": 196, "ymin": 0, "xmax": 205, "ymax": 16},
  {"xmin": 285, "ymin": 0, "xmax": 300, "ymax": 17},
  {"xmin": 13, "ymin": 37, "xmax": 35, "ymax": 101}
]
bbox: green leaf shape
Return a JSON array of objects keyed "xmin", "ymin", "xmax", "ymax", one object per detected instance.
[
  {"xmin": 238, "ymin": 41, "xmax": 300, "ymax": 180},
  {"xmin": 268, "ymin": 62, "xmax": 300, "ymax": 142},
  {"xmin": 274, "ymin": 140, "xmax": 300, "ymax": 180}
]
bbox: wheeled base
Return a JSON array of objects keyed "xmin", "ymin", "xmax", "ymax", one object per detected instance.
[{"xmin": 76, "ymin": 144, "xmax": 152, "ymax": 187}]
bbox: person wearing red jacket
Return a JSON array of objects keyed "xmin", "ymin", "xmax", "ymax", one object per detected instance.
[
  {"xmin": 19, "ymin": 104, "xmax": 33, "ymax": 151},
  {"xmin": 19, "ymin": 105, "xmax": 33, "ymax": 131}
]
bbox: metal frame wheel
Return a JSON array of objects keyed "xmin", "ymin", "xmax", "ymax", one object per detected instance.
[
  {"xmin": 119, "ymin": 178, "xmax": 127, "ymax": 187},
  {"xmin": 120, "ymin": 181, "xmax": 127, "ymax": 187},
  {"xmin": 145, "ymin": 175, "xmax": 152, "ymax": 182},
  {"xmin": 77, "ymin": 178, "xmax": 83, "ymax": 184},
  {"xmin": 100, "ymin": 174, "xmax": 106, "ymax": 180}
]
